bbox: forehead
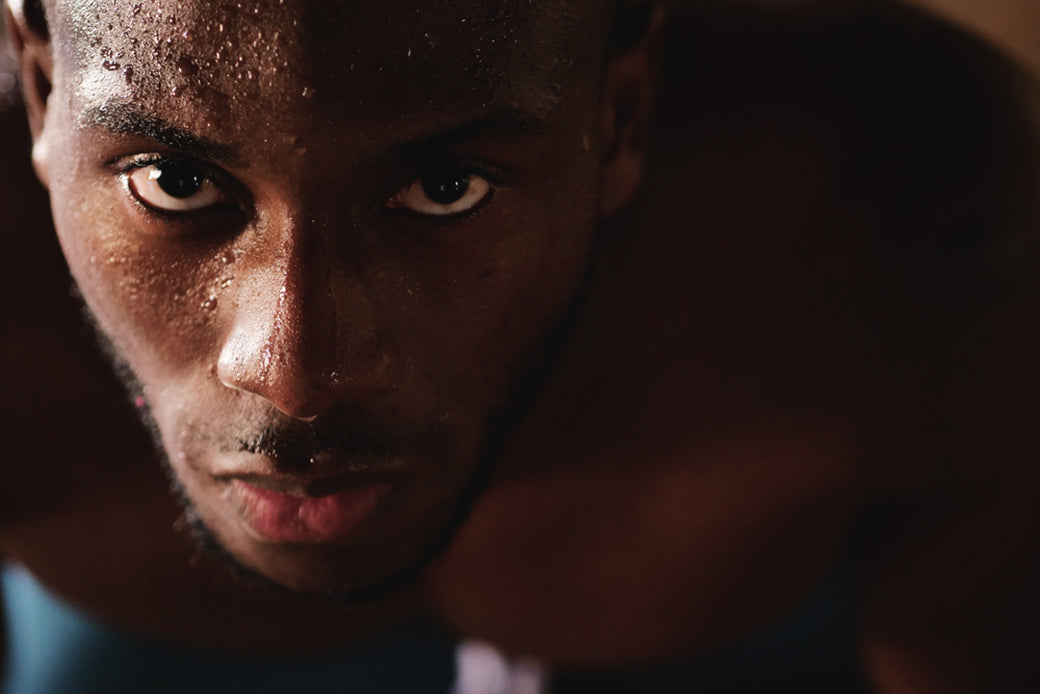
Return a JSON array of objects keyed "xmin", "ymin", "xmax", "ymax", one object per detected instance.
[{"xmin": 54, "ymin": 0, "xmax": 610, "ymax": 144}]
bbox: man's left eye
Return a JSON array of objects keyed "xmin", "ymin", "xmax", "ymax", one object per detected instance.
[
  {"xmin": 386, "ymin": 165, "xmax": 493, "ymax": 217},
  {"xmin": 124, "ymin": 159, "xmax": 224, "ymax": 213}
]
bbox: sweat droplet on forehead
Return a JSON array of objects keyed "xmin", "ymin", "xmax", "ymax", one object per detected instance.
[
  {"xmin": 58, "ymin": 0, "xmax": 611, "ymax": 133},
  {"xmin": 61, "ymin": 0, "xmax": 300, "ymax": 115}
]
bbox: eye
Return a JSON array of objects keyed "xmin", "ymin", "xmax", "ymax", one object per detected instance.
[
  {"xmin": 124, "ymin": 159, "xmax": 224, "ymax": 213},
  {"xmin": 386, "ymin": 165, "xmax": 493, "ymax": 217}
]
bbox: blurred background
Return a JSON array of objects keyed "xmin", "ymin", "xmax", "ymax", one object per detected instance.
[{"xmin": 1, "ymin": 1, "xmax": 1039, "ymax": 691}]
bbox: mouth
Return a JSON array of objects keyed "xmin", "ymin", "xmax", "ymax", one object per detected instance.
[{"xmin": 224, "ymin": 474, "xmax": 394, "ymax": 545}]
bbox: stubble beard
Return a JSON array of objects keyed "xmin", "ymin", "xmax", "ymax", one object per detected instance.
[{"xmin": 72, "ymin": 257, "xmax": 594, "ymax": 605}]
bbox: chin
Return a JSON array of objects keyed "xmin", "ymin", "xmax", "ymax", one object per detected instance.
[{"xmin": 176, "ymin": 463, "xmax": 489, "ymax": 602}]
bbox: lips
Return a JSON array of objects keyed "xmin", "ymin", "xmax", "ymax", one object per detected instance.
[{"xmin": 227, "ymin": 477, "xmax": 391, "ymax": 544}]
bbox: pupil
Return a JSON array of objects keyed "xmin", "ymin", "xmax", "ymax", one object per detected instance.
[
  {"xmin": 421, "ymin": 169, "xmax": 470, "ymax": 205},
  {"xmin": 155, "ymin": 161, "xmax": 204, "ymax": 198}
]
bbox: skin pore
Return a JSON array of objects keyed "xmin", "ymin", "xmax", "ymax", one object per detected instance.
[
  {"xmin": 80, "ymin": 237, "xmax": 591, "ymax": 604},
  {"xmin": 4, "ymin": 1, "xmax": 1040, "ymax": 688},
  {"xmin": 14, "ymin": 0, "xmax": 648, "ymax": 597}
]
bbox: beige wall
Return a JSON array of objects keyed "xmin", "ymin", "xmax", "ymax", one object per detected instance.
[
  {"xmin": 699, "ymin": 1, "xmax": 1040, "ymax": 81},
  {"xmin": 899, "ymin": 0, "xmax": 1040, "ymax": 80}
]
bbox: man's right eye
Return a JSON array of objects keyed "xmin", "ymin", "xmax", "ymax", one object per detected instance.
[
  {"xmin": 124, "ymin": 159, "xmax": 224, "ymax": 213},
  {"xmin": 385, "ymin": 164, "xmax": 494, "ymax": 218}
]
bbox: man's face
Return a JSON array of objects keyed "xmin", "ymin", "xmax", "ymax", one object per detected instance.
[{"xmin": 34, "ymin": 0, "xmax": 617, "ymax": 594}]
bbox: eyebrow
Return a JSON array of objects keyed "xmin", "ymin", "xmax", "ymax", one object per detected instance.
[
  {"xmin": 372, "ymin": 108, "xmax": 549, "ymax": 168},
  {"xmin": 80, "ymin": 101, "xmax": 547, "ymax": 169},
  {"xmin": 80, "ymin": 101, "xmax": 245, "ymax": 166}
]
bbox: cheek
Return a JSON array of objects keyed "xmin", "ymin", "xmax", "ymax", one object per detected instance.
[
  {"xmin": 376, "ymin": 174, "xmax": 599, "ymax": 407},
  {"xmin": 50, "ymin": 167, "xmax": 227, "ymax": 384}
]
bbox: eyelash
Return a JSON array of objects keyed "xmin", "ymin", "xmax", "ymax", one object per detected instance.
[
  {"xmin": 115, "ymin": 155, "xmax": 502, "ymax": 224},
  {"xmin": 382, "ymin": 162, "xmax": 500, "ymax": 222},
  {"xmin": 117, "ymin": 155, "xmax": 233, "ymax": 218}
]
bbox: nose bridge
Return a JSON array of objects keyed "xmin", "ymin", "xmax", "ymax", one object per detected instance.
[
  {"xmin": 268, "ymin": 217, "xmax": 335, "ymax": 380},
  {"xmin": 216, "ymin": 210, "xmax": 377, "ymax": 419}
]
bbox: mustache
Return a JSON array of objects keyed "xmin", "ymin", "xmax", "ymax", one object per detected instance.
[{"xmin": 225, "ymin": 411, "xmax": 450, "ymax": 469}]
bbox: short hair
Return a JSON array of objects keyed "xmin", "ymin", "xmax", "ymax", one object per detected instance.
[{"xmin": 26, "ymin": 1, "xmax": 655, "ymax": 49}]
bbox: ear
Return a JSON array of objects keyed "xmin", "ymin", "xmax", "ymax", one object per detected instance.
[
  {"xmin": 599, "ymin": 3, "xmax": 665, "ymax": 216},
  {"xmin": 6, "ymin": 0, "xmax": 54, "ymax": 186}
]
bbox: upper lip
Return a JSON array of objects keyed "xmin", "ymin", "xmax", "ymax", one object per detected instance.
[
  {"xmin": 225, "ymin": 470, "xmax": 403, "ymax": 497},
  {"xmin": 217, "ymin": 462, "xmax": 409, "ymax": 498}
]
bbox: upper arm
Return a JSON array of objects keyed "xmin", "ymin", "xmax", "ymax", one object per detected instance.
[{"xmin": 854, "ymin": 479, "xmax": 1040, "ymax": 693}]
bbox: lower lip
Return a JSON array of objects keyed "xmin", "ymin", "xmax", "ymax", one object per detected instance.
[{"xmin": 228, "ymin": 479, "xmax": 390, "ymax": 544}]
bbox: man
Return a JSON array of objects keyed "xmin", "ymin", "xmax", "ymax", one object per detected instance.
[
  {"xmin": 13, "ymin": 0, "xmax": 660, "ymax": 596},
  {"xmin": 2, "ymin": 0, "xmax": 1038, "ymax": 691}
]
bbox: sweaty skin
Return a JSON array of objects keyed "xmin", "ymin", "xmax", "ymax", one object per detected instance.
[
  {"xmin": 27, "ymin": 0, "xmax": 623, "ymax": 596},
  {"xmin": 3, "ymin": 1, "xmax": 1040, "ymax": 691}
]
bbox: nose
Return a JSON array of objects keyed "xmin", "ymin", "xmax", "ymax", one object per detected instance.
[{"xmin": 216, "ymin": 216, "xmax": 386, "ymax": 420}]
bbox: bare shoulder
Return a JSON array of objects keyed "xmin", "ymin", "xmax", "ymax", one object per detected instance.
[{"xmin": 433, "ymin": 0, "xmax": 1040, "ymax": 679}]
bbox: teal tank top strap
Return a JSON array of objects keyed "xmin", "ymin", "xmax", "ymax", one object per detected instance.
[{"xmin": 1, "ymin": 563, "xmax": 456, "ymax": 694}]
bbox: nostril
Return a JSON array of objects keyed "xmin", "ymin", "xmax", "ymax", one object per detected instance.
[
  {"xmin": 214, "ymin": 244, "xmax": 386, "ymax": 420},
  {"xmin": 216, "ymin": 317, "xmax": 376, "ymax": 421}
]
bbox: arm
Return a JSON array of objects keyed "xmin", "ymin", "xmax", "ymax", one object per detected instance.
[{"xmin": 856, "ymin": 481, "xmax": 1040, "ymax": 692}]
